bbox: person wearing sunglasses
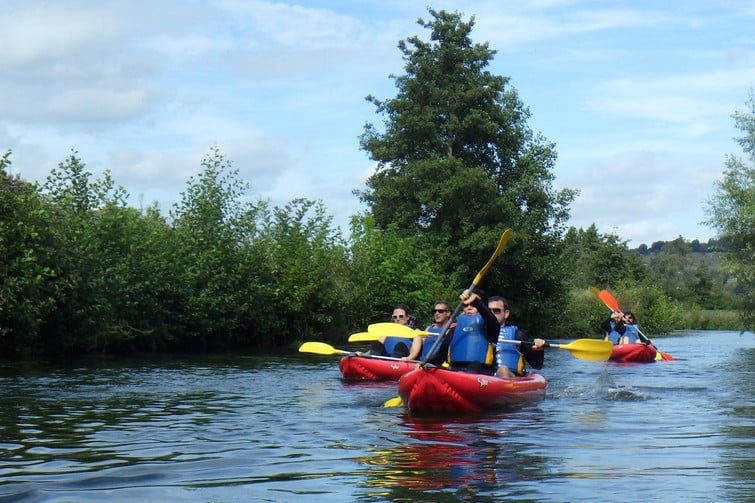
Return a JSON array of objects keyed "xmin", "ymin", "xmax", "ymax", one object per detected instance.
[
  {"xmin": 404, "ymin": 301, "xmax": 453, "ymax": 364},
  {"xmin": 444, "ymin": 288, "xmax": 500, "ymax": 375},
  {"xmin": 600, "ymin": 310, "xmax": 627, "ymax": 344},
  {"xmin": 619, "ymin": 312, "xmax": 640, "ymax": 344},
  {"xmin": 488, "ymin": 296, "xmax": 544, "ymax": 378},
  {"xmin": 366, "ymin": 305, "xmax": 414, "ymax": 358}
]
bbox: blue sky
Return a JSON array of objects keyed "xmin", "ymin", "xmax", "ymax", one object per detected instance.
[{"xmin": 2, "ymin": 1, "xmax": 754, "ymax": 246}]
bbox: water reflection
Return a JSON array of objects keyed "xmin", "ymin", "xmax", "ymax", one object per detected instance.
[
  {"xmin": 357, "ymin": 413, "xmax": 547, "ymax": 501},
  {"xmin": 719, "ymin": 341, "xmax": 755, "ymax": 503}
]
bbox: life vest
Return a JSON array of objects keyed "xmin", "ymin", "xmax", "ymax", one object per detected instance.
[
  {"xmin": 448, "ymin": 314, "xmax": 494, "ymax": 365},
  {"xmin": 604, "ymin": 321, "xmax": 622, "ymax": 345},
  {"xmin": 420, "ymin": 325, "xmax": 443, "ymax": 360},
  {"xmin": 623, "ymin": 324, "xmax": 640, "ymax": 344},
  {"xmin": 383, "ymin": 336, "xmax": 410, "ymax": 357},
  {"xmin": 496, "ymin": 325, "xmax": 524, "ymax": 374}
]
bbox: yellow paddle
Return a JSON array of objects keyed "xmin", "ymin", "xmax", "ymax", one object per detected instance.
[
  {"xmin": 299, "ymin": 341, "xmax": 351, "ymax": 356},
  {"xmin": 350, "ymin": 324, "xmax": 427, "ymax": 342},
  {"xmin": 298, "ymin": 341, "xmax": 419, "ymax": 363}
]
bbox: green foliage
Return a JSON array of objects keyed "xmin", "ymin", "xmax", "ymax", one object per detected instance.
[
  {"xmin": 346, "ymin": 215, "xmax": 455, "ymax": 330},
  {"xmin": 561, "ymin": 224, "xmax": 648, "ymax": 289},
  {"xmin": 258, "ymin": 198, "xmax": 351, "ymax": 344},
  {"xmin": 705, "ymin": 90, "xmax": 755, "ymax": 330},
  {"xmin": 0, "ymin": 151, "xmax": 56, "ymax": 356}
]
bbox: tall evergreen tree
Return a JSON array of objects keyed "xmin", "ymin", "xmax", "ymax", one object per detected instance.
[{"xmin": 357, "ymin": 9, "xmax": 576, "ymax": 331}]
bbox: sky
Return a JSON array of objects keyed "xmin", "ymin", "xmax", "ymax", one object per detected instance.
[{"xmin": 2, "ymin": 1, "xmax": 754, "ymax": 247}]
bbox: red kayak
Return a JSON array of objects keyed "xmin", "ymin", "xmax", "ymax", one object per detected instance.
[
  {"xmin": 397, "ymin": 366, "xmax": 547, "ymax": 415},
  {"xmin": 609, "ymin": 343, "xmax": 657, "ymax": 363},
  {"xmin": 339, "ymin": 355, "xmax": 416, "ymax": 381}
]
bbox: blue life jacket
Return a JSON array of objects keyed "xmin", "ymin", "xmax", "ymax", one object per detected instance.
[
  {"xmin": 420, "ymin": 325, "xmax": 443, "ymax": 360},
  {"xmin": 496, "ymin": 325, "xmax": 523, "ymax": 374},
  {"xmin": 604, "ymin": 321, "xmax": 622, "ymax": 344},
  {"xmin": 623, "ymin": 324, "xmax": 640, "ymax": 344},
  {"xmin": 449, "ymin": 314, "xmax": 494, "ymax": 365},
  {"xmin": 383, "ymin": 336, "xmax": 409, "ymax": 357}
]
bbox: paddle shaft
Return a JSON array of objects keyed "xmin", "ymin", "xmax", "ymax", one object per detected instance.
[{"xmin": 420, "ymin": 228, "xmax": 512, "ymax": 365}]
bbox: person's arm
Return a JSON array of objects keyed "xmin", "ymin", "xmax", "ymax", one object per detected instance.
[
  {"xmin": 473, "ymin": 297, "xmax": 500, "ymax": 344},
  {"xmin": 599, "ymin": 318, "xmax": 612, "ymax": 333},
  {"xmin": 405, "ymin": 336, "xmax": 423, "ymax": 360},
  {"xmin": 516, "ymin": 328, "xmax": 544, "ymax": 369}
]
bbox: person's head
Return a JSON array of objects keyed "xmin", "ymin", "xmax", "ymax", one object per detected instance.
[
  {"xmin": 392, "ymin": 305, "xmax": 411, "ymax": 325},
  {"xmin": 623, "ymin": 311, "xmax": 636, "ymax": 324},
  {"xmin": 488, "ymin": 296, "xmax": 510, "ymax": 325},
  {"xmin": 431, "ymin": 301, "xmax": 452, "ymax": 326}
]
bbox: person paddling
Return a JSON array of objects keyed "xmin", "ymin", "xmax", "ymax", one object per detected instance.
[
  {"xmin": 443, "ymin": 288, "xmax": 499, "ymax": 375},
  {"xmin": 488, "ymin": 296, "xmax": 544, "ymax": 378},
  {"xmin": 364, "ymin": 304, "xmax": 414, "ymax": 358},
  {"xmin": 404, "ymin": 300, "xmax": 453, "ymax": 365}
]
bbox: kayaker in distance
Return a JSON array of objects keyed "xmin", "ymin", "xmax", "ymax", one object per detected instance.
[
  {"xmin": 443, "ymin": 288, "xmax": 499, "ymax": 375},
  {"xmin": 404, "ymin": 300, "xmax": 454, "ymax": 365},
  {"xmin": 600, "ymin": 311, "xmax": 626, "ymax": 344},
  {"xmin": 619, "ymin": 312, "xmax": 641, "ymax": 344},
  {"xmin": 488, "ymin": 296, "xmax": 545, "ymax": 378}
]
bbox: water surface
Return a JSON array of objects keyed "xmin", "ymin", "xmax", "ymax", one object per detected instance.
[{"xmin": 0, "ymin": 330, "xmax": 752, "ymax": 502}]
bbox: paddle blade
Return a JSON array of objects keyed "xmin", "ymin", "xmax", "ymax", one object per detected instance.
[
  {"xmin": 657, "ymin": 351, "xmax": 674, "ymax": 361},
  {"xmin": 367, "ymin": 323, "xmax": 425, "ymax": 339},
  {"xmin": 298, "ymin": 341, "xmax": 349, "ymax": 356},
  {"xmin": 384, "ymin": 396, "xmax": 404, "ymax": 407},
  {"xmin": 555, "ymin": 339, "xmax": 613, "ymax": 361},
  {"xmin": 598, "ymin": 290, "xmax": 621, "ymax": 313},
  {"xmin": 472, "ymin": 228, "xmax": 512, "ymax": 286},
  {"xmin": 348, "ymin": 332, "xmax": 377, "ymax": 342}
]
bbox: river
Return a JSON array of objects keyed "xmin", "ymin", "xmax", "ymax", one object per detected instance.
[{"xmin": 0, "ymin": 330, "xmax": 752, "ymax": 502}]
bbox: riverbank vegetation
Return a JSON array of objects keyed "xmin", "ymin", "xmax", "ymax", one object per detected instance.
[{"xmin": 1, "ymin": 10, "xmax": 752, "ymax": 359}]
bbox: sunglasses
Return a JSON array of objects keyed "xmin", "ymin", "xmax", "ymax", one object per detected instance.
[
  {"xmin": 392, "ymin": 314, "xmax": 406, "ymax": 320},
  {"xmin": 489, "ymin": 307, "xmax": 507, "ymax": 314},
  {"xmin": 433, "ymin": 309, "xmax": 450, "ymax": 313}
]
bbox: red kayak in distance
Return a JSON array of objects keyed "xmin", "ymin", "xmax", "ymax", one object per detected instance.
[
  {"xmin": 397, "ymin": 366, "xmax": 547, "ymax": 415},
  {"xmin": 609, "ymin": 343, "xmax": 657, "ymax": 363},
  {"xmin": 338, "ymin": 355, "xmax": 417, "ymax": 381}
]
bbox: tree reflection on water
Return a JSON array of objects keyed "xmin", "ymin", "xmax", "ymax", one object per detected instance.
[{"xmin": 356, "ymin": 414, "xmax": 548, "ymax": 501}]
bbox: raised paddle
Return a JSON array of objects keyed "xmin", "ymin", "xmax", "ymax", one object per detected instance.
[
  {"xmin": 590, "ymin": 287, "xmax": 673, "ymax": 361},
  {"xmin": 420, "ymin": 228, "xmax": 513, "ymax": 366},
  {"xmin": 298, "ymin": 341, "xmax": 419, "ymax": 363}
]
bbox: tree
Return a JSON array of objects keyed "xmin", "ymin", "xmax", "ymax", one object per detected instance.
[
  {"xmin": 0, "ymin": 151, "xmax": 56, "ymax": 357},
  {"xmin": 356, "ymin": 9, "xmax": 576, "ymax": 332},
  {"xmin": 705, "ymin": 90, "xmax": 755, "ymax": 329}
]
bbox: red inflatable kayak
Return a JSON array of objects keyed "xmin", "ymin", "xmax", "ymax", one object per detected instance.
[
  {"xmin": 338, "ymin": 355, "xmax": 416, "ymax": 381},
  {"xmin": 609, "ymin": 343, "xmax": 657, "ymax": 363},
  {"xmin": 397, "ymin": 366, "xmax": 547, "ymax": 414}
]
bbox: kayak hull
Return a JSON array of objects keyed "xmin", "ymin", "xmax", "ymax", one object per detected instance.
[
  {"xmin": 397, "ymin": 366, "xmax": 547, "ymax": 415},
  {"xmin": 609, "ymin": 343, "xmax": 657, "ymax": 363},
  {"xmin": 338, "ymin": 355, "xmax": 416, "ymax": 381}
]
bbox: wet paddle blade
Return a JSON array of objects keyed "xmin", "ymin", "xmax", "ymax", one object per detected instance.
[
  {"xmin": 552, "ymin": 339, "xmax": 613, "ymax": 361},
  {"xmin": 298, "ymin": 341, "xmax": 349, "ymax": 356},
  {"xmin": 367, "ymin": 323, "xmax": 427, "ymax": 339},
  {"xmin": 348, "ymin": 331, "xmax": 377, "ymax": 342},
  {"xmin": 384, "ymin": 396, "xmax": 404, "ymax": 407}
]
